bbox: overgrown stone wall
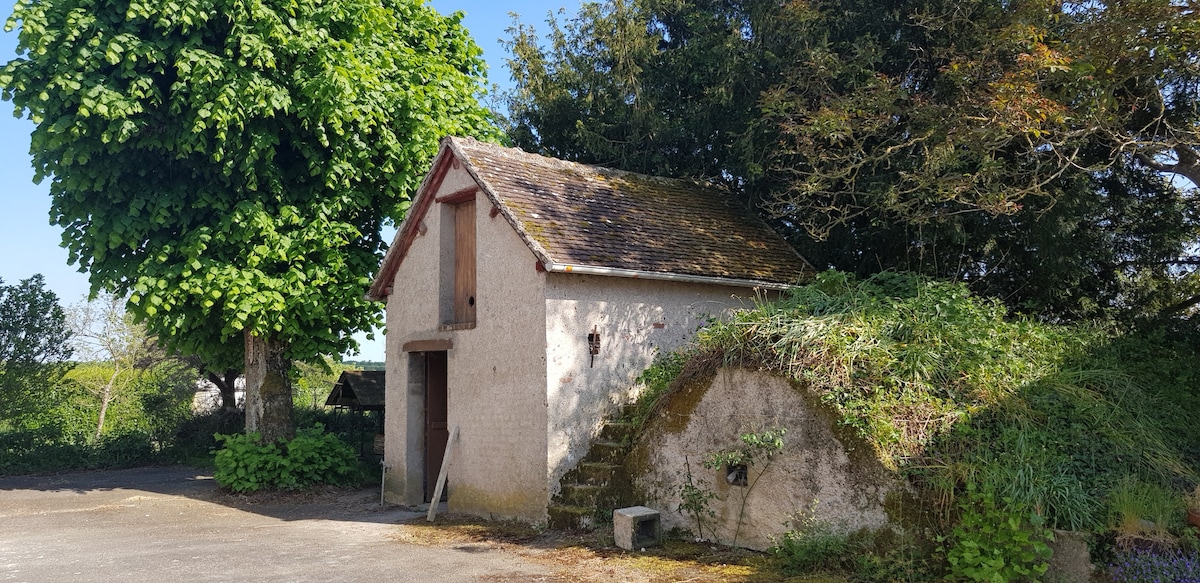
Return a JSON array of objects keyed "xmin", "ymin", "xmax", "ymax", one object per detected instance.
[{"xmin": 627, "ymin": 366, "xmax": 899, "ymax": 550}]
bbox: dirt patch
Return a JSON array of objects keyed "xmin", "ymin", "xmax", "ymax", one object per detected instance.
[
  {"xmin": 391, "ymin": 515, "xmax": 839, "ymax": 583},
  {"xmin": 216, "ymin": 484, "xmax": 369, "ymax": 506}
]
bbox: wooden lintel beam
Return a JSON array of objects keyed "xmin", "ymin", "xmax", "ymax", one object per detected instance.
[
  {"xmin": 435, "ymin": 186, "xmax": 478, "ymax": 204},
  {"xmin": 402, "ymin": 338, "xmax": 454, "ymax": 352}
]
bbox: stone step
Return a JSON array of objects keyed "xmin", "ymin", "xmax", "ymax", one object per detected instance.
[
  {"xmin": 576, "ymin": 461, "xmax": 619, "ymax": 485},
  {"xmin": 599, "ymin": 421, "xmax": 637, "ymax": 443},
  {"xmin": 548, "ymin": 415, "xmax": 640, "ymax": 531},
  {"xmin": 588, "ymin": 440, "xmax": 628, "ymax": 464},
  {"xmin": 547, "ymin": 503, "xmax": 595, "ymax": 530},
  {"xmin": 558, "ymin": 483, "xmax": 603, "ymax": 507}
]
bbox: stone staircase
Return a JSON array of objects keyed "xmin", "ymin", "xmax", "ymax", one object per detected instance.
[{"xmin": 547, "ymin": 417, "xmax": 639, "ymax": 529}]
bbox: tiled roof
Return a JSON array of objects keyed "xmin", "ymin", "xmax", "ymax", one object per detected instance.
[
  {"xmin": 369, "ymin": 137, "xmax": 813, "ymax": 299},
  {"xmin": 449, "ymin": 137, "xmax": 812, "ymax": 287},
  {"xmin": 324, "ymin": 370, "xmax": 385, "ymax": 410}
]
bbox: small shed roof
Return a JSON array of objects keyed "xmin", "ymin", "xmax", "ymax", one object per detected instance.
[
  {"xmin": 369, "ymin": 137, "xmax": 813, "ymax": 299},
  {"xmin": 325, "ymin": 370, "xmax": 385, "ymax": 411}
]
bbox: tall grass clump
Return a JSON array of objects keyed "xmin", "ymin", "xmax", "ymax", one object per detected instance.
[{"xmin": 639, "ymin": 271, "xmax": 1198, "ymax": 538}]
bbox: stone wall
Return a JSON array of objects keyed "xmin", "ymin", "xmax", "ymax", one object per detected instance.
[{"xmin": 628, "ymin": 367, "xmax": 899, "ymax": 550}]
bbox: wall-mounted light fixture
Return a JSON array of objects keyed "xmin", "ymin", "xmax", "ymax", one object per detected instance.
[{"xmin": 588, "ymin": 325, "xmax": 601, "ymax": 368}]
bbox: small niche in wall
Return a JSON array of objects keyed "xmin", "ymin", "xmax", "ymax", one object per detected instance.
[
  {"xmin": 725, "ymin": 463, "xmax": 748, "ymax": 487},
  {"xmin": 587, "ymin": 325, "xmax": 601, "ymax": 367}
]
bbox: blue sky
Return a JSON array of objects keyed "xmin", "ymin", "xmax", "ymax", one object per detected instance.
[{"xmin": 0, "ymin": 0, "xmax": 571, "ymax": 361}]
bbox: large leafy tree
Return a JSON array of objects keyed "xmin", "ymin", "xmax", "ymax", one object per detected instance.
[
  {"xmin": 2, "ymin": 0, "xmax": 499, "ymax": 442},
  {"xmin": 504, "ymin": 0, "xmax": 780, "ymax": 186},
  {"xmin": 0, "ymin": 275, "xmax": 73, "ymax": 427},
  {"xmin": 505, "ymin": 0, "xmax": 1200, "ymax": 320},
  {"xmin": 754, "ymin": 0, "xmax": 1199, "ymax": 239}
]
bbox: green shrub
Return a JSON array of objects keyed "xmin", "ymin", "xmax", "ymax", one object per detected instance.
[
  {"xmin": 0, "ymin": 424, "xmax": 160, "ymax": 474},
  {"xmin": 0, "ymin": 425, "xmax": 86, "ymax": 474},
  {"xmin": 168, "ymin": 410, "xmax": 245, "ymax": 466},
  {"xmin": 772, "ymin": 521, "xmax": 941, "ymax": 582},
  {"xmin": 213, "ymin": 424, "xmax": 361, "ymax": 492},
  {"xmin": 294, "ymin": 407, "xmax": 381, "ymax": 452}
]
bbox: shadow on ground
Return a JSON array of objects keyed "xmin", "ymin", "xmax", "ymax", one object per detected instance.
[{"xmin": 0, "ymin": 464, "xmax": 424, "ymax": 524}]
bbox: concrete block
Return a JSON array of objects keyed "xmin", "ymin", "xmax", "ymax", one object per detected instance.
[{"xmin": 613, "ymin": 506, "xmax": 661, "ymax": 551}]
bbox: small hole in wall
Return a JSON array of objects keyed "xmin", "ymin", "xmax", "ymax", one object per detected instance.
[
  {"xmin": 725, "ymin": 464, "xmax": 748, "ymax": 487},
  {"xmin": 468, "ymin": 296, "xmax": 475, "ymax": 307}
]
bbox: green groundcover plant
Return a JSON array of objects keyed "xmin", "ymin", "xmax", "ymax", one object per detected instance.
[{"xmin": 213, "ymin": 424, "xmax": 361, "ymax": 492}]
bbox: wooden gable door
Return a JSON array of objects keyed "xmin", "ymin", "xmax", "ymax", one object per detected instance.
[
  {"xmin": 453, "ymin": 199, "xmax": 476, "ymax": 325},
  {"xmin": 424, "ymin": 351, "xmax": 449, "ymax": 503}
]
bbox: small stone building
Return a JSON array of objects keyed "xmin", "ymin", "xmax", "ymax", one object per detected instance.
[{"xmin": 367, "ymin": 137, "xmax": 811, "ymax": 522}]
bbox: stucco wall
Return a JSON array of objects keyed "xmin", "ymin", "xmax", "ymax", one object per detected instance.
[
  {"xmin": 543, "ymin": 276, "xmax": 764, "ymax": 495},
  {"xmin": 384, "ymin": 164, "xmax": 549, "ymax": 522},
  {"xmin": 446, "ymin": 184, "xmax": 549, "ymax": 522},
  {"xmin": 630, "ymin": 367, "xmax": 897, "ymax": 551}
]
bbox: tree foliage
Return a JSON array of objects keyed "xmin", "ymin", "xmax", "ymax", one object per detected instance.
[
  {"xmin": 2, "ymin": 0, "xmax": 498, "ymax": 361},
  {"xmin": 2, "ymin": 0, "xmax": 500, "ymax": 439},
  {"xmin": 292, "ymin": 356, "xmax": 355, "ymax": 410},
  {"xmin": 504, "ymin": 0, "xmax": 1200, "ymax": 320},
  {"xmin": 0, "ymin": 275, "xmax": 73, "ymax": 426},
  {"xmin": 505, "ymin": 0, "xmax": 773, "ymax": 186},
  {"xmin": 756, "ymin": 0, "xmax": 1199, "ymax": 224}
]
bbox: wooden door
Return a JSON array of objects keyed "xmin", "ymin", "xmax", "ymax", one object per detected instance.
[
  {"xmin": 424, "ymin": 351, "xmax": 449, "ymax": 502},
  {"xmin": 453, "ymin": 200, "xmax": 476, "ymax": 324}
]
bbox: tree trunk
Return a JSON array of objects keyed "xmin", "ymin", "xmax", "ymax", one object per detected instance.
[
  {"xmin": 243, "ymin": 332, "xmax": 294, "ymax": 443},
  {"xmin": 206, "ymin": 369, "xmax": 242, "ymax": 412},
  {"xmin": 95, "ymin": 367, "xmax": 119, "ymax": 440}
]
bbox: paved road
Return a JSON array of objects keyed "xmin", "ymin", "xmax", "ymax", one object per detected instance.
[{"xmin": 0, "ymin": 466, "xmax": 555, "ymax": 582}]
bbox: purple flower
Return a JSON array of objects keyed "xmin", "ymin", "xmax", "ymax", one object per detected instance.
[{"xmin": 1108, "ymin": 549, "xmax": 1200, "ymax": 583}]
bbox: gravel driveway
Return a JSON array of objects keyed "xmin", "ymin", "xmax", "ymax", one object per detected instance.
[{"xmin": 0, "ymin": 466, "xmax": 556, "ymax": 582}]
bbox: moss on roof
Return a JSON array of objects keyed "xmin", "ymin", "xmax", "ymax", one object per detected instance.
[{"xmin": 449, "ymin": 137, "xmax": 812, "ymax": 287}]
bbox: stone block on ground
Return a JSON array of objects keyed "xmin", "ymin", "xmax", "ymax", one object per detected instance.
[{"xmin": 613, "ymin": 506, "xmax": 661, "ymax": 551}]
